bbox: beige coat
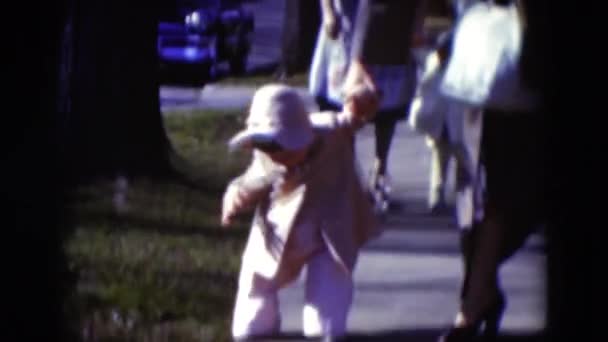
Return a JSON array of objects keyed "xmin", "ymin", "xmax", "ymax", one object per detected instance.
[{"xmin": 226, "ymin": 111, "xmax": 381, "ymax": 284}]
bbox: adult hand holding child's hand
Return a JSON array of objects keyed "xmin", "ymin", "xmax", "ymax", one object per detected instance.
[{"xmin": 342, "ymin": 60, "xmax": 380, "ymax": 123}]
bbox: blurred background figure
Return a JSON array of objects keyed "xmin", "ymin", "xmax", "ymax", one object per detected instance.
[
  {"xmin": 417, "ymin": 0, "xmax": 483, "ymax": 215},
  {"xmin": 309, "ymin": 0, "xmax": 428, "ymax": 214},
  {"xmin": 408, "ymin": 30, "xmax": 483, "ymax": 217},
  {"xmin": 437, "ymin": 0, "xmax": 551, "ymax": 340}
]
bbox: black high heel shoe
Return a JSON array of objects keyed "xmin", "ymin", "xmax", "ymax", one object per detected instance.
[
  {"xmin": 482, "ymin": 292, "xmax": 506, "ymax": 340},
  {"xmin": 437, "ymin": 291, "xmax": 506, "ymax": 342}
]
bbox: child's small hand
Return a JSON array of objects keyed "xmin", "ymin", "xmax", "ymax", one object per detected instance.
[
  {"xmin": 343, "ymin": 84, "xmax": 379, "ymax": 123},
  {"xmin": 221, "ymin": 185, "xmax": 248, "ymax": 227},
  {"xmin": 342, "ymin": 60, "xmax": 377, "ymax": 96}
]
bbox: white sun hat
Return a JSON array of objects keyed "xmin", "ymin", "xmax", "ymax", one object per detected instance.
[{"xmin": 228, "ymin": 84, "xmax": 315, "ymax": 151}]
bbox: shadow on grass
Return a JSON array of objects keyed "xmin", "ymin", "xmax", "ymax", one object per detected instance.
[
  {"xmin": 76, "ymin": 257, "xmax": 239, "ymax": 291},
  {"xmin": 74, "ymin": 208, "xmax": 250, "ymax": 239}
]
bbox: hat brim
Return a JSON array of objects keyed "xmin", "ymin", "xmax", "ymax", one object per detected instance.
[
  {"xmin": 228, "ymin": 125, "xmax": 315, "ymax": 152},
  {"xmin": 228, "ymin": 126, "xmax": 278, "ymax": 151}
]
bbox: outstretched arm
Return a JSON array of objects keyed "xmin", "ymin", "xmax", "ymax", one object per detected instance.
[
  {"xmin": 221, "ymin": 152, "xmax": 278, "ymax": 227},
  {"xmin": 320, "ymin": 0, "xmax": 341, "ymax": 39}
]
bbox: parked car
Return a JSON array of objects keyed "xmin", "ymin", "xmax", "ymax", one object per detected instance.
[{"xmin": 158, "ymin": 0, "xmax": 254, "ymax": 80}]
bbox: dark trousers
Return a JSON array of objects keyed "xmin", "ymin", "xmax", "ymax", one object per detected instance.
[{"xmin": 460, "ymin": 109, "xmax": 549, "ymax": 319}]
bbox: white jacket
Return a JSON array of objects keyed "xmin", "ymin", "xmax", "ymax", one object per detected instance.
[{"xmin": 408, "ymin": 51, "xmax": 467, "ymax": 145}]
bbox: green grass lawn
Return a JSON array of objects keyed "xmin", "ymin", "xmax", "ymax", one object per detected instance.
[{"xmin": 65, "ymin": 110, "xmax": 255, "ymax": 341}]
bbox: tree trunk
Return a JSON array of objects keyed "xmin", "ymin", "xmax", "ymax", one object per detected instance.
[
  {"xmin": 279, "ymin": 0, "xmax": 321, "ymax": 75},
  {"xmin": 10, "ymin": 0, "xmax": 181, "ymax": 338},
  {"xmin": 9, "ymin": 0, "xmax": 78, "ymax": 340},
  {"xmin": 60, "ymin": 0, "xmax": 174, "ymax": 183}
]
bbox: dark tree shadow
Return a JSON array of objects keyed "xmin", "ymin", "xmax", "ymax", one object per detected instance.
[
  {"xmin": 75, "ymin": 208, "xmax": 250, "ymax": 239},
  {"xmin": 242, "ymin": 329, "xmax": 547, "ymax": 342}
]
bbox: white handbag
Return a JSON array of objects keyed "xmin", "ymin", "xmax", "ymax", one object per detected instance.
[
  {"xmin": 439, "ymin": 1, "xmax": 540, "ymax": 112},
  {"xmin": 325, "ymin": 33, "xmax": 351, "ymax": 104},
  {"xmin": 308, "ymin": 29, "xmax": 350, "ymax": 105},
  {"xmin": 309, "ymin": 0, "xmax": 352, "ymax": 105}
]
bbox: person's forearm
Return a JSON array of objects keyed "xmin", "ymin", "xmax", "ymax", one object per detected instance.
[
  {"xmin": 320, "ymin": 0, "xmax": 336, "ymax": 19},
  {"xmin": 231, "ymin": 172, "xmax": 275, "ymax": 205}
]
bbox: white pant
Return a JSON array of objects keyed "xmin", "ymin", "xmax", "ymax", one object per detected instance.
[{"xmin": 231, "ymin": 249, "xmax": 353, "ymax": 340}]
